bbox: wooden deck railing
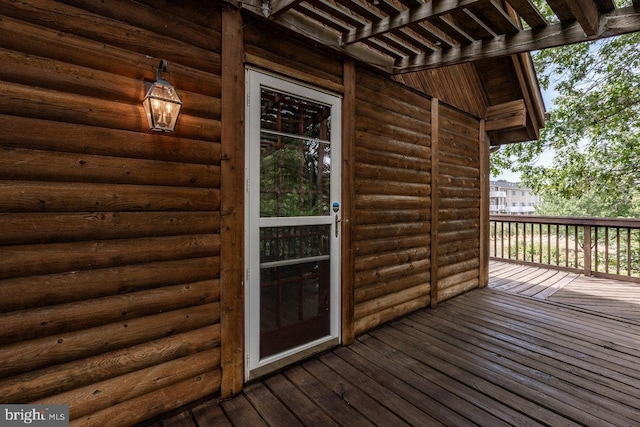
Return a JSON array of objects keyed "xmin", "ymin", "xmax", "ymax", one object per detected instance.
[{"xmin": 490, "ymin": 215, "xmax": 640, "ymax": 283}]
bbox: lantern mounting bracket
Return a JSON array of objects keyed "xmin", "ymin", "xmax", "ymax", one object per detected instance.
[{"xmin": 156, "ymin": 59, "xmax": 169, "ymax": 82}]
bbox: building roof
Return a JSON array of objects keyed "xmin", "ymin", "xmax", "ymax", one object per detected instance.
[{"xmin": 491, "ymin": 180, "xmax": 532, "ymax": 191}]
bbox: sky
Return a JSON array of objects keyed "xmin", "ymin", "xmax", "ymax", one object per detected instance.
[{"xmin": 490, "ymin": 86, "xmax": 556, "ymax": 183}]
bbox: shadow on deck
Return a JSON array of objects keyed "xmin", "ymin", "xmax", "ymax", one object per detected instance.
[{"xmin": 146, "ymin": 265, "xmax": 640, "ymax": 426}]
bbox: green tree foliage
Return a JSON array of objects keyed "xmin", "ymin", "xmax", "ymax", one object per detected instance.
[
  {"xmin": 491, "ymin": 0, "xmax": 640, "ymax": 217},
  {"xmin": 535, "ymin": 188, "xmax": 640, "ymax": 218}
]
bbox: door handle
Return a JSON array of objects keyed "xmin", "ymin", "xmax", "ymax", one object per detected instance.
[
  {"xmin": 333, "ymin": 202, "xmax": 340, "ymax": 238},
  {"xmin": 334, "ymin": 214, "xmax": 348, "ymax": 238}
]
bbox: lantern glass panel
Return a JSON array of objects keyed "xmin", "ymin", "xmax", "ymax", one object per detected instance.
[{"xmin": 143, "ymin": 81, "xmax": 182, "ymax": 132}]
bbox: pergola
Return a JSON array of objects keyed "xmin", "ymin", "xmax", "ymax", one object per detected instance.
[{"xmin": 234, "ymin": 0, "xmax": 640, "ymax": 74}]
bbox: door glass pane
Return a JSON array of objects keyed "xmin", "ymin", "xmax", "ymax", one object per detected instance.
[
  {"xmin": 260, "ymin": 88, "xmax": 331, "ymax": 217},
  {"xmin": 260, "ymin": 89, "xmax": 332, "ymax": 138},
  {"xmin": 259, "ymin": 225, "xmax": 330, "ymax": 334},
  {"xmin": 260, "ymin": 259, "xmax": 329, "ymax": 333},
  {"xmin": 260, "ymin": 225, "xmax": 330, "ymax": 264}
]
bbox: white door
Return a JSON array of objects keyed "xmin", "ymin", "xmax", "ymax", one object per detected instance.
[{"xmin": 245, "ymin": 69, "xmax": 341, "ymax": 377}]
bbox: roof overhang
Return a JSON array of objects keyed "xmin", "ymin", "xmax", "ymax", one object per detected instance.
[
  {"xmin": 234, "ymin": 0, "xmax": 640, "ymax": 75},
  {"xmin": 232, "ymin": 0, "xmax": 639, "ymax": 144}
]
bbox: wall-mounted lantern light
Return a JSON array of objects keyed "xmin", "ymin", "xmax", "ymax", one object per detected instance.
[{"xmin": 143, "ymin": 59, "xmax": 182, "ymax": 132}]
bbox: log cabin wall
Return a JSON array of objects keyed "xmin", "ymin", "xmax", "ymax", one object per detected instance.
[
  {"xmin": 243, "ymin": 16, "xmax": 344, "ymax": 93},
  {"xmin": 352, "ymin": 69, "xmax": 433, "ymax": 335},
  {"xmin": 0, "ymin": 0, "xmax": 223, "ymax": 425},
  {"xmin": 351, "ymin": 69, "xmax": 482, "ymax": 333},
  {"xmin": 434, "ymin": 104, "xmax": 482, "ymax": 304},
  {"xmin": 0, "ymin": 0, "xmax": 485, "ymax": 423}
]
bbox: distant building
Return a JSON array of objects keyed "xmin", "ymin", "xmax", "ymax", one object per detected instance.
[{"xmin": 490, "ymin": 180, "xmax": 540, "ymax": 215}]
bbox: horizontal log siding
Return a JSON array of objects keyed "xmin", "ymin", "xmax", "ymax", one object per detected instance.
[
  {"xmin": 436, "ymin": 105, "xmax": 481, "ymax": 303},
  {"xmin": 243, "ymin": 14, "xmax": 343, "ymax": 89},
  {"xmin": 353, "ymin": 70, "xmax": 432, "ymax": 336},
  {"xmin": 0, "ymin": 1, "xmax": 222, "ymax": 425}
]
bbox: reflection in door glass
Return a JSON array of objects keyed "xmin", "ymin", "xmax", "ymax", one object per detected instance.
[
  {"xmin": 249, "ymin": 75, "xmax": 339, "ymax": 362},
  {"xmin": 260, "ymin": 89, "xmax": 332, "ymax": 138},
  {"xmin": 260, "ymin": 225, "xmax": 330, "ymax": 263},
  {"xmin": 260, "ymin": 88, "xmax": 331, "ymax": 217},
  {"xmin": 260, "ymin": 260, "xmax": 328, "ymax": 333},
  {"xmin": 259, "ymin": 225, "xmax": 331, "ymax": 357}
]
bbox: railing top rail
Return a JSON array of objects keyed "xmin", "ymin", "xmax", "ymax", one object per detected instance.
[{"xmin": 490, "ymin": 215, "xmax": 640, "ymax": 228}]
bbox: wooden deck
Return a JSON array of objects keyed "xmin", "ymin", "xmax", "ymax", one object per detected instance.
[
  {"xmin": 144, "ymin": 275, "xmax": 640, "ymax": 426},
  {"xmin": 489, "ymin": 260, "xmax": 640, "ymax": 323}
]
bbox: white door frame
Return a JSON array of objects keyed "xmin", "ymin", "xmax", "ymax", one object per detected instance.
[{"xmin": 244, "ymin": 68, "xmax": 342, "ymax": 379}]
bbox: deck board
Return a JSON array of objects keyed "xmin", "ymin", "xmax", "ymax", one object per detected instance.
[
  {"xmin": 303, "ymin": 357, "xmax": 411, "ymax": 426},
  {"xmin": 489, "ymin": 260, "xmax": 640, "ymax": 322},
  {"xmin": 243, "ymin": 382, "xmax": 303, "ymax": 427},
  {"xmin": 318, "ymin": 352, "xmax": 437, "ymax": 427},
  {"xmin": 145, "ymin": 265, "xmax": 640, "ymax": 427},
  {"xmin": 220, "ymin": 394, "xmax": 268, "ymax": 427},
  {"xmin": 413, "ymin": 308, "xmax": 640, "ymax": 416},
  {"xmin": 343, "ymin": 339, "xmax": 476, "ymax": 427},
  {"xmin": 191, "ymin": 401, "xmax": 231, "ymax": 427},
  {"xmin": 381, "ymin": 321, "xmax": 606, "ymax": 426},
  {"xmin": 263, "ymin": 374, "xmax": 338, "ymax": 426},
  {"xmin": 284, "ymin": 364, "xmax": 371, "ymax": 427}
]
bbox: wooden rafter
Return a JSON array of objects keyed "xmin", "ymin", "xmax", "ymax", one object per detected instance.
[
  {"xmin": 275, "ymin": 8, "xmax": 395, "ymax": 73},
  {"xmin": 409, "ymin": 21, "xmax": 456, "ymax": 48},
  {"xmin": 333, "ymin": 0, "xmax": 379, "ymax": 21},
  {"xmin": 311, "ymin": 0, "xmax": 364, "ymax": 27},
  {"xmin": 546, "ymin": 0, "xmax": 577, "ymax": 21},
  {"xmin": 396, "ymin": 28, "xmax": 438, "ymax": 53},
  {"xmin": 342, "ymin": 0, "xmax": 484, "ymax": 45},
  {"xmin": 432, "ymin": 16, "xmax": 476, "ymax": 44},
  {"xmin": 565, "ymin": 0, "xmax": 601, "ymax": 35},
  {"xmin": 505, "ymin": 0, "xmax": 548, "ymax": 29},
  {"xmin": 237, "ymin": 0, "xmax": 640, "ymax": 74},
  {"xmin": 473, "ymin": 1, "xmax": 520, "ymax": 34},
  {"xmin": 269, "ymin": 0, "xmax": 304, "ymax": 17},
  {"xmin": 453, "ymin": 8, "xmax": 498, "ymax": 39},
  {"xmin": 396, "ymin": 5, "xmax": 640, "ymax": 72},
  {"xmin": 375, "ymin": 0, "xmax": 404, "ymax": 16},
  {"xmin": 595, "ymin": 0, "xmax": 616, "ymax": 12}
]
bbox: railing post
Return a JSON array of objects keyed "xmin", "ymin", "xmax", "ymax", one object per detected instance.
[
  {"xmin": 479, "ymin": 123, "xmax": 489, "ymax": 288},
  {"xmin": 584, "ymin": 225, "xmax": 592, "ymax": 276}
]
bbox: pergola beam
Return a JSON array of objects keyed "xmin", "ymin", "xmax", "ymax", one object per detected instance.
[
  {"xmin": 341, "ymin": 0, "xmax": 484, "ymax": 45},
  {"xmin": 233, "ymin": 0, "xmax": 640, "ymax": 76},
  {"xmin": 396, "ymin": 5, "xmax": 640, "ymax": 73},
  {"xmin": 269, "ymin": 0, "xmax": 305, "ymax": 17},
  {"xmin": 565, "ymin": 0, "xmax": 601, "ymax": 35},
  {"xmin": 277, "ymin": 9, "xmax": 396, "ymax": 73},
  {"xmin": 505, "ymin": 0, "xmax": 548, "ymax": 29},
  {"xmin": 474, "ymin": 0, "xmax": 521, "ymax": 34}
]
